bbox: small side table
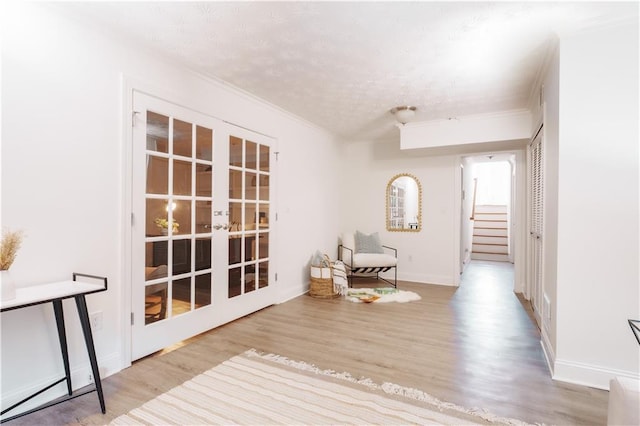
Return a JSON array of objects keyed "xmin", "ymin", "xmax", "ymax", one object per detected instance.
[{"xmin": 0, "ymin": 273, "xmax": 107, "ymax": 423}]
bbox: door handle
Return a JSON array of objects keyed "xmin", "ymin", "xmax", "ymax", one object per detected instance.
[{"xmin": 213, "ymin": 224, "xmax": 224, "ymax": 230}]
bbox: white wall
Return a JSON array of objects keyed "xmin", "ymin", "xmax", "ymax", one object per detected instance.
[
  {"xmin": 1, "ymin": 2, "xmax": 341, "ymax": 412},
  {"xmin": 340, "ymin": 139, "xmax": 461, "ymax": 285},
  {"xmin": 553, "ymin": 21, "xmax": 639, "ymax": 388},
  {"xmin": 400, "ymin": 109, "xmax": 531, "ymax": 149},
  {"xmin": 474, "ymin": 161, "xmax": 511, "ymax": 205}
]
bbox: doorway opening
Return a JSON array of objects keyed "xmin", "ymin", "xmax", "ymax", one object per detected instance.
[{"xmin": 460, "ymin": 154, "xmax": 516, "ymax": 284}]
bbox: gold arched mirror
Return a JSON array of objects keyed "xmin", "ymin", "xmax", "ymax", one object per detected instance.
[{"xmin": 386, "ymin": 173, "xmax": 422, "ymax": 232}]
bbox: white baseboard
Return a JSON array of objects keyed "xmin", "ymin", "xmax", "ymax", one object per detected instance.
[
  {"xmin": 553, "ymin": 358, "xmax": 640, "ymax": 391},
  {"xmin": 278, "ymin": 286, "xmax": 308, "ymax": 304},
  {"xmin": 1, "ymin": 352, "xmax": 121, "ymax": 418},
  {"xmin": 540, "ymin": 328, "xmax": 555, "ymax": 376},
  {"xmin": 397, "ymin": 272, "xmax": 456, "ymax": 286}
]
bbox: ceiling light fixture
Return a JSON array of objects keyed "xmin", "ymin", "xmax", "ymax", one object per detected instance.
[{"xmin": 390, "ymin": 106, "xmax": 417, "ymax": 125}]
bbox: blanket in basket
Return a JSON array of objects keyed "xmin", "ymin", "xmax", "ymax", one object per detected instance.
[{"xmin": 332, "ymin": 261, "xmax": 348, "ymax": 295}]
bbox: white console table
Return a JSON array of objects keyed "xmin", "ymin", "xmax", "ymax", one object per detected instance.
[{"xmin": 0, "ymin": 273, "xmax": 107, "ymax": 423}]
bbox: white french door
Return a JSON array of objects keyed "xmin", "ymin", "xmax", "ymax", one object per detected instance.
[{"xmin": 131, "ymin": 92, "xmax": 277, "ymax": 360}]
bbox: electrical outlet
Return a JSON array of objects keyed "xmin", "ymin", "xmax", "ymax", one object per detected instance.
[
  {"xmin": 88, "ymin": 373, "xmax": 94, "ymax": 383},
  {"xmin": 90, "ymin": 311, "xmax": 103, "ymax": 331}
]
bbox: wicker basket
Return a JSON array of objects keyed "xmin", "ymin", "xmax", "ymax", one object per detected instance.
[
  {"xmin": 309, "ymin": 255, "xmax": 339, "ymax": 299},
  {"xmin": 309, "ymin": 276, "xmax": 339, "ymax": 298}
]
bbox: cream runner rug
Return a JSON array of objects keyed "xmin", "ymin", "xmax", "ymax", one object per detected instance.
[{"xmin": 112, "ymin": 349, "xmax": 534, "ymax": 426}]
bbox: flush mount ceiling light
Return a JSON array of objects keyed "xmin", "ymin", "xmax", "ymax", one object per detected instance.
[{"xmin": 390, "ymin": 106, "xmax": 417, "ymax": 125}]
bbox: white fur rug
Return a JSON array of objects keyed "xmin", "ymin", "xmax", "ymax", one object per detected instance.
[{"xmin": 346, "ymin": 288, "xmax": 421, "ymax": 303}]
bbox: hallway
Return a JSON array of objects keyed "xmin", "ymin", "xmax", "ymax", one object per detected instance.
[{"xmin": 456, "ymin": 260, "xmax": 530, "ymax": 318}]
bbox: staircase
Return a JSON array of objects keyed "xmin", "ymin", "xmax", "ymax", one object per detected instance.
[{"xmin": 471, "ymin": 205, "xmax": 509, "ymax": 262}]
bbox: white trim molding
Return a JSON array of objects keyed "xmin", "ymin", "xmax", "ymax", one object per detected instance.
[
  {"xmin": 541, "ymin": 329, "xmax": 556, "ymax": 377},
  {"xmin": 397, "ymin": 272, "xmax": 456, "ymax": 286},
  {"xmin": 553, "ymin": 358, "xmax": 640, "ymax": 391}
]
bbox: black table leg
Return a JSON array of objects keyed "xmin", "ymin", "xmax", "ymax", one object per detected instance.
[
  {"xmin": 74, "ymin": 295, "xmax": 106, "ymax": 414},
  {"xmin": 52, "ymin": 300, "xmax": 73, "ymax": 396}
]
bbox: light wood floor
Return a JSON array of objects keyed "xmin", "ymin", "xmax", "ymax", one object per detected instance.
[{"xmin": 9, "ymin": 261, "xmax": 608, "ymax": 425}]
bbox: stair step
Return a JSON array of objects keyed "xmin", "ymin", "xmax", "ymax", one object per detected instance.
[
  {"xmin": 474, "ymin": 205, "xmax": 508, "ymax": 214},
  {"xmin": 474, "ymin": 213, "xmax": 507, "ymax": 221},
  {"xmin": 473, "ymin": 244, "xmax": 508, "ymax": 254},
  {"xmin": 473, "ymin": 228, "xmax": 508, "ymax": 237},
  {"xmin": 473, "ymin": 236, "xmax": 508, "ymax": 245},
  {"xmin": 474, "ymin": 220, "xmax": 507, "ymax": 229},
  {"xmin": 471, "ymin": 252, "xmax": 510, "ymax": 262}
]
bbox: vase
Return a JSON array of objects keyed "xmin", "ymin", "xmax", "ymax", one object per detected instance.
[{"xmin": 1, "ymin": 270, "xmax": 16, "ymax": 301}]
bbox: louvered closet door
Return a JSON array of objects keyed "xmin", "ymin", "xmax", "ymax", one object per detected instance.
[{"xmin": 528, "ymin": 125, "xmax": 544, "ymax": 327}]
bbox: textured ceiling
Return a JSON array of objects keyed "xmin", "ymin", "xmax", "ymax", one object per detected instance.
[{"xmin": 60, "ymin": 2, "xmax": 634, "ymax": 140}]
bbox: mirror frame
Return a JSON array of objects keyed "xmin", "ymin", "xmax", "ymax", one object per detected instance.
[{"xmin": 386, "ymin": 173, "xmax": 422, "ymax": 233}]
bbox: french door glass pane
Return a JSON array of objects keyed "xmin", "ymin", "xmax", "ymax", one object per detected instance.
[
  {"xmin": 259, "ymin": 145, "xmax": 269, "ymax": 172},
  {"xmin": 258, "ymin": 204, "xmax": 269, "ymax": 228},
  {"xmin": 245, "ymin": 202, "xmax": 257, "ymax": 231},
  {"xmin": 172, "ymin": 277, "xmax": 191, "ymax": 317},
  {"xmin": 244, "ymin": 264, "xmax": 256, "ymax": 293},
  {"xmin": 173, "ymin": 119, "xmax": 192, "ymax": 158},
  {"xmin": 258, "ymin": 233, "xmax": 269, "ymax": 259},
  {"xmin": 145, "ymin": 242, "xmax": 168, "ymax": 281},
  {"xmin": 172, "ymin": 239, "xmax": 191, "ymax": 275},
  {"xmin": 146, "ymin": 156, "xmax": 168, "ymax": 195},
  {"xmin": 258, "ymin": 261, "xmax": 268, "ymax": 288},
  {"xmin": 146, "ymin": 199, "xmax": 168, "ymax": 236},
  {"xmin": 229, "ymin": 268, "xmax": 241, "ymax": 298},
  {"xmin": 145, "ymin": 282, "xmax": 168, "ymax": 325},
  {"xmin": 196, "ymin": 126, "xmax": 212, "ymax": 161},
  {"xmin": 173, "ymin": 200, "xmax": 192, "ymax": 234},
  {"xmin": 229, "ymin": 202, "xmax": 241, "ymax": 231},
  {"xmin": 173, "ymin": 160, "xmax": 192, "ymax": 196},
  {"xmin": 195, "ymin": 164, "xmax": 212, "ymax": 197},
  {"xmin": 229, "ymin": 169, "xmax": 242, "ymax": 199},
  {"xmin": 195, "ymin": 238, "xmax": 211, "ymax": 271},
  {"xmin": 195, "ymin": 201, "xmax": 211, "ymax": 234},
  {"xmin": 195, "ymin": 273, "xmax": 212, "ymax": 308},
  {"xmin": 246, "ymin": 141, "xmax": 257, "ymax": 170},
  {"xmin": 259, "ymin": 175, "xmax": 269, "ymax": 201},
  {"xmin": 229, "ymin": 237, "xmax": 241, "ymax": 265},
  {"xmin": 245, "ymin": 233, "xmax": 256, "ymax": 262},
  {"xmin": 245, "ymin": 171, "xmax": 257, "ymax": 200},
  {"xmin": 146, "ymin": 112, "xmax": 169, "ymax": 153},
  {"xmin": 229, "ymin": 136, "xmax": 242, "ymax": 167}
]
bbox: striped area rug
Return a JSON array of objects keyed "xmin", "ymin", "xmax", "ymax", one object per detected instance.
[{"xmin": 112, "ymin": 349, "xmax": 533, "ymax": 425}]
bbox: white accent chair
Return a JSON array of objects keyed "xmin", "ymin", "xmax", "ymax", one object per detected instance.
[
  {"xmin": 338, "ymin": 232, "xmax": 398, "ymax": 288},
  {"xmin": 607, "ymin": 376, "xmax": 640, "ymax": 425}
]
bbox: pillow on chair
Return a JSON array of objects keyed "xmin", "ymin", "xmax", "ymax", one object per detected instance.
[{"xmin": 355, "ymin": 231, "xmax": 384, "ymax": 254}]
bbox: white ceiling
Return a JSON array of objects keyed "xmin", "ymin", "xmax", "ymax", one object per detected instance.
[{"xmin": 60, "ymin": 1, "xmax": 634, "ymax": 141}]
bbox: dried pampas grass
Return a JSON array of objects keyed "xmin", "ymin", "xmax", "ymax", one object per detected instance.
[{"xmin": 0, "ymin": 229, "xmax": 24, "ymax": 270}]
